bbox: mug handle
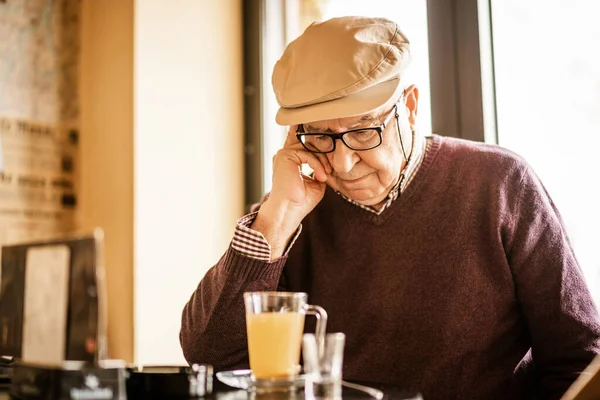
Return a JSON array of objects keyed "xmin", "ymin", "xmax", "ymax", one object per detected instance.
[{"xmin": 305, "ymin": 305, "xmax": 328, "ymax": 358}]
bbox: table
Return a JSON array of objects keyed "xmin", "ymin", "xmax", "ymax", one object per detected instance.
[
  {"xmin": 206, "ymin": 380, "xmax": 422, "ymax": 399},
  {"xmin": 1, "ymin": 379, "xmax": 422, "ymax": 399}
]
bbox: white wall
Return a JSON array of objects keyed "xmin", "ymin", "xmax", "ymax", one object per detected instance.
[{"xmin": 134, "ymin": 0, "xmax": 244, "ymax": 365}]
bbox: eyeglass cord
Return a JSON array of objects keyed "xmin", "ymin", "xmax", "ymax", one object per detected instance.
[
  {"xmin": 395, "ymin": 108, "xmax": 416, "ymax": 200},
  {"xmin": 395, "ymin": 109, "xmax": 413, "ymax": 165}
]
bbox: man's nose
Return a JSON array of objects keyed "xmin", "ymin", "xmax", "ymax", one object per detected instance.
[{"xmin": 329, "ymin": 142, "xmax": 358, "ymax": 174}]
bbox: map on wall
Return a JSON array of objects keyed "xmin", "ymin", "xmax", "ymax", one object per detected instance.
[{"xmin": 0, "ymin": 0, "xmax": 80, "ymax": 245}]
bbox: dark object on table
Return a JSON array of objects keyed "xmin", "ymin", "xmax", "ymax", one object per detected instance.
[
  {"xmin": 126, "ymin": 365, "xmax": 213, "ymax": 399},
  {"xmin": 0, "ymin": 357, "xmax": 13, "ymax": 390},
  {"xmin": 0, "ymin": 231, "xmax": 107, "ymax": 363},
  {"xmin": 9, "ymin": 359, "xmax": 126, "ymax": 400}
]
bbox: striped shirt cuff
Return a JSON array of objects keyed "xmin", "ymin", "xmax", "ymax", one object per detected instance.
[{"xmin": 231, "ymin": 212, "xmax": 302, "ymax": 261}]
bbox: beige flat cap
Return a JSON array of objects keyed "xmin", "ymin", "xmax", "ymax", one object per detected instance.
[{"xmin": 272, "ymin": 16, "xmax": 411, "ymax": 126}]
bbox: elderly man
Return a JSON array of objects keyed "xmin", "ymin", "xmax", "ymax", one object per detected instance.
[{"xmin": 180, "ymin": 16, "xmax": 600, "ymax": 399}]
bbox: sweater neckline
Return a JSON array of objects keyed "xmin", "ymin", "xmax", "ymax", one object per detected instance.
[{"xmin": 325, "ymin": 134, "xmax": 443, "ymax": 224}]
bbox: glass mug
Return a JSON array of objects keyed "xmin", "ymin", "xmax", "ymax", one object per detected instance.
[{"xmin": 243, "ymin": 292, "xmax": 327, "ymax": 387}]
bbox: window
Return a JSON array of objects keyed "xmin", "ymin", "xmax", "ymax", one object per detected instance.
[{"xmin": 491, "ymin": 0, "xmax": 600, "ymax": 301}]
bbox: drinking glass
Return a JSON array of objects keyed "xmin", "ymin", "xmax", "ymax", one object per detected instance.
[
  {"xmin": 302, "ymin": 333, "xmax": 346, "ymax": 400},
  {"xmin": 243, "ymin": 292, "xmax": 327, "ymax": 390}
]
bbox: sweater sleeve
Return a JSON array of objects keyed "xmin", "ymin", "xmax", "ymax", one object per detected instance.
[
  {"xmin": 179, "ymin": 245, "xmax": 288, "ymax": 371},
  {"xmin": 505, "ymin": 163, "xmax": 600, "ymax": 399}
]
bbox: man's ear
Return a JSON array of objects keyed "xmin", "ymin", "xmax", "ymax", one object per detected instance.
[{"xmin": 403, "ymin": 85, "xmax": 419, "ymax": 129}]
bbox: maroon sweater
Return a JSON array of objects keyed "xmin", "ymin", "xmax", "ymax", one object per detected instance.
[{"xmin": 180, "ymin": 135, "xmax": 600, "ymax": 399}]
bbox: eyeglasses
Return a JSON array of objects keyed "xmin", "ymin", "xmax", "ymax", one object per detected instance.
[{"xmin": 296, "ymin": 104, "xmax": 398, "ymax": 154}]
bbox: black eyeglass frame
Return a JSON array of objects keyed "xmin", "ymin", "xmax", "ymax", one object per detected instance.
[{"xmin": 295, "ymin": 104, "xmax": 399, "ymax": 154}]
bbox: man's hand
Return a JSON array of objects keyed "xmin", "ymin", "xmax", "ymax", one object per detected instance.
[{"xmin": 251, "ymin": 126, "xmax": 331, "ymax": 260}]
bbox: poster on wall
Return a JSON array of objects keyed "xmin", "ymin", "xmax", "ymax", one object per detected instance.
[
  {"xmin": 0, "ymin": 118, "xmax": 78, "ymax": 245},
  {"xmin": 0, "ymin": 0, "xmax": 81, "ymax": 247}
]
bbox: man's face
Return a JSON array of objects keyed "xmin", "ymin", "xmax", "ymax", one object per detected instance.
[{"xmin": 300, "ymin": 86, "xmax": 419, "ymax": 207}]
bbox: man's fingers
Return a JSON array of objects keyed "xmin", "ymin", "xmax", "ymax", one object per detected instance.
[
  {"xmin": 283, "ymin": 125, "xmax": 300, "ymax": 148},
  {"xmin": 277, "ymin": 148, "xmax": 328, "ymax": 182},
  {"xmin": 279, "ymin": 125, "xmax": 332, "ymax": 178},
  {"xmin": 292, "ymin": 150, "xmax": 328, "ymax": 182},
  {"xmin": 315, "ymin": 153, "xmax": 333, "ymax": 175}
]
